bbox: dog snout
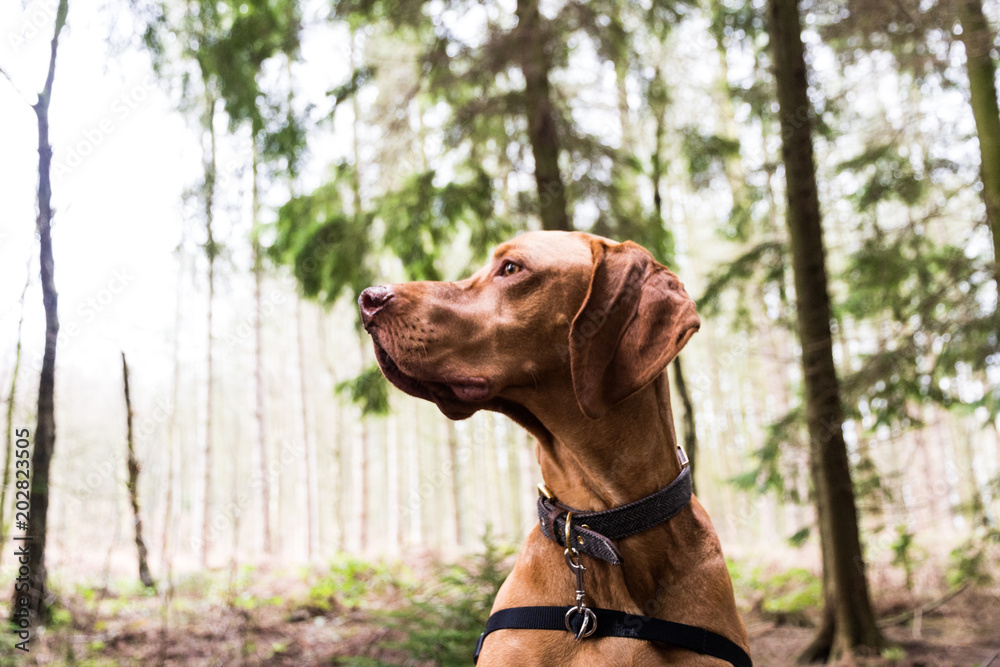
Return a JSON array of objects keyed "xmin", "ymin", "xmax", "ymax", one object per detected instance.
[{"xmin": 359, "ymin": 285, "xmax": 394, "ymax": 328}]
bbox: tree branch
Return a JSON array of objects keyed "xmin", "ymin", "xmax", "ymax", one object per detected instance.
[{"xmin": 0, "ymin": 66, "xmax": 32, "ymax": 107}]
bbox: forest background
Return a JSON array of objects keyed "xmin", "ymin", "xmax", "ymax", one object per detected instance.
[{"xmin": 0, "ymin": 0, "xmax": 999, "ymax": 664}]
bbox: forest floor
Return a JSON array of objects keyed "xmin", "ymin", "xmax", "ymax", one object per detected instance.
[{"xmin": 1, "ymin": 550, "xmax": 998, "ymax": 667}]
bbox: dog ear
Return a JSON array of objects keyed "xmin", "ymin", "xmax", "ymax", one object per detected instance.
[{"xmin": 569, "ymin": 241, "xmax": 700, "ymax": 419}]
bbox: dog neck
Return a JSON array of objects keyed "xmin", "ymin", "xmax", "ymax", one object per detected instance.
[
  {"xmin": 529, "ymin": 372, "xmax": 685, "ymax": 512},
  {"xmin": 509, "ymin": 370, "xmax": 747, "ymax": 648}
]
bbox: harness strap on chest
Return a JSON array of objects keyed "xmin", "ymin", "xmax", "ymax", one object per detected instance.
[{"xmin": 473, "ymin": 605, "xmax": 751, "ymax": 667}]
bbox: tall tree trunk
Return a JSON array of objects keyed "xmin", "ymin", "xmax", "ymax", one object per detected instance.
[
  {"xmin": 296, "ymin": 298, "xmax": 318, "ymax": 560},
  {"xmin": 670, "ymin": 361, "xmax": 698, "ymax": 494},
  {"xmin": 161, "ymin": 250, "xmax": 183, "ymax": 569},
  {"xmin": 122, "ymin": 353, "xmax": 155, "ymax": 589},
  {"xmin": 251, "ymin": 148, "xmax": 272, "ymax": 556},
  {"xmin": 200, "ymin": 92, "xmax": 218, "ymax": 568},
  {"xmin": 12, "ymin": 0, "xmax": 68, "ymax": 626},
  {"xmin": 0, "ymin": 266, "xmax": 30, "ymax": 565},
  {"xmin": 649, "ymin": 66, "xmax": 700, "ymax": 490},
  {"xmin": 515, "ymin": 0, "xmax": 570, "ymax": 231},
  {"xmin": 955, "ymin": 0, "xmax": 1000, "ymax": 290},
  {"xmin": 446, "ymin": 420, "xmax": 463, "ymax": 548},
  {"xmin": 317, "ymin": 315, "xmax": 345, "ymax": 551},
  {"xmin": 767, "ymin": 0, "xmax": 884, "ymax": 661},
  {"xmin": 359, "ymin": 418, "xmax": 369, "ymax": 552}
]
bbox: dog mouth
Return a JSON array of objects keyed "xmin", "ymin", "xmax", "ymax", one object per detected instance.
[{"xmin": 370, "ymin": 337, "xmax": 491, "ymax": 413}]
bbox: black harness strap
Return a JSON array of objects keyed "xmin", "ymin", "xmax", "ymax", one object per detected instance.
[{"xmin": 473, "ymin": 606, "xmax": 752, "ymax": 667}]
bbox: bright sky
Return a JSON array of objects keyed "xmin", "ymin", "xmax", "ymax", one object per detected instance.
[
  {"xmin": 1, "ymin": 0, "xmax": 201, "ymax": 393},
  {"xmin": 0, "ymin": 0, "xmax": 357, "ymax": 405}
]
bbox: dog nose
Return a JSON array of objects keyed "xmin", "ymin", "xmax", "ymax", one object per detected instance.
[{"xmin": 359, "ymin": 285, "xmax": 394, "ymax": 328}]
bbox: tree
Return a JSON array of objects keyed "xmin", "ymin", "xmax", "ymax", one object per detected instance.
[
  {"xmin": 954, "ymin": 0, "xmax": 1000, "ymax": 291},
  {"xmin": 816, "ymin": 0, "xmax": 1000, "ymax": 308},
  {"xmin": 0, "ymin": 265, "xmax": 30, "ymax": 566},
  {"xmin": 767, "ymin": 0, "xmax": 884, "ymax": 660},
  {"xmin": 138, "ymin": 0, "xmax": 302, "ymax": 564},
  {"xmin": 121, "ymin": 353, "xmax": 155, "ymax": 589},
  {"xmin": 251, "ymin": 154, "xmax": 273, "ymax": 556},
  {"xmin": 636, "ymin": 1, "xmax": 701, "ymax": 486},
  {"xmin": 3, "ymin": 0, "xmax": 69, "ymax": 625},
  {"xmin": 199, "ymin": 89, "xmax": 219, "ymax": 568},
  {"xmin": 515, "ymin": 0, "xmax": 570, "ymax": 230}
]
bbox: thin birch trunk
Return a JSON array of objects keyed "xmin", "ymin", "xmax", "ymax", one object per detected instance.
[
  {"xmin": 446, "ymin": 420, "xmax": 463, "ymax": 548},
  {"xmin": 252, "ymin": 147, "xmax": 272, "ymax": 556},
  {"xmin": 0, "ymin": 266, "xmax": 30, "ymax": 566},
  {"xmin": 296, "ymin": 299, "xmax": 318, "ymax": 560},
  {"xmin": 359, "ymin": 417, "xmax": 369, "ymax": 552},
  {"xmin": 13, "ymin": 0, "xmax": 67, "ymax": 625},
  {"xmin": 161, "ymin": 251, "xmax": 183, "ymax": 569},
  {"xmin": 122, "ymin": 353, "xmax": 155, "ymax": 589},
  {"xmin": 200, "ymin": 92, "xmax": 219, "ymax": 568}
]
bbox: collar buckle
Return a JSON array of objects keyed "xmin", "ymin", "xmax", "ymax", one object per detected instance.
[{"xmin": 677, "ymin": 444, "xmax": 690, "ymax": 469}]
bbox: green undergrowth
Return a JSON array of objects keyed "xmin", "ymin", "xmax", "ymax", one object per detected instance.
[
  {"xmin": 342, "ymin": 529, "xmax": 515, "ymax": 667},
  {"xmin": 727, "ymin": 559, "xmax": 823, "ymax": 626},
  {"xmin": 299, "ymin": 556, "xmax": 413, "ymax": 614}
]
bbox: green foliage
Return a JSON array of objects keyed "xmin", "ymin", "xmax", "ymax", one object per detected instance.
[
  {"xmin": 729, "ymin": 406, "xmax": 805, "ymax": 501},
  {"xmin": 816, "ymin": 0, "xmax": 957, "ymax": 80},
  {"xmin": 196, "ymin": 0, "xmax": 301, "ymax": 134},
  {"xmin": 839, "ymin": 222, "xmax": 996, "ymax": 426},
  {"xmin": 0, "ymin": 631, "xmax": 24, "ymax": 666},
  {"xmin": 787, "ymin": 526, "xmax": 811, "ymax": 548},
  {"xmin": 139, "ymin": 0, "xmax": 302, "ymax": 138},
  {"xmin": 302, "ymin": 556, "xmax": 407, "ymax": 614},
  {"xmin": 379, "ymin": 167, "xmax": 504, "ymax": 281},
  {"xmin": 336, "ymin": 364, "xmax": 390, "ymax": 416},
  {"xmin": 881, "ymin": 646, "xmax": 907, "ymax": 661},
  {"xmin": 725, "ymin": 560, "xmax": 823, "ymax": 625},
  {"xmin": 947, "ymin": 538, "xmax": 995, "ymax": 588},
  {"xmin": 49, "ymin": 604, "xmax": 73, "ymax": 630},
  {"xmin": 269, "ymin": 159, "xmax": 505, "ymax": 306},
  {"xmin": 680, "ymin": 128, "xmax": 742, "ymax": 191},
  {"xmin": 760, "ymin": 568, "xmax": 823, "ymax": 617},
  {"xmin": 838, "ymin": 143, "xmax": 926, "ymax": 211},
  {"xmin": 698, "ymin": 240, "xmax": 787, "ymax": 319},
  {"xmin": 329, "ymin": 65, "xmax": 376, "ymax": 109},
  {"xmin": 269, "ymin": 165, "xmax": 375, "ymax": 302},
  {"xmin": 348, "ymin": 529, "xmax": 514, "ymax": 666},
  {"xmin": 853, "ymin": 455, "xmax": 890, "ymax": 512},
  {"xmin": 890, "ymin": 525, "xmax": 918, "ymax": 591}
]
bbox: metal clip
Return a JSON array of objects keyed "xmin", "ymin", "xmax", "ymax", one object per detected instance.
[
  {"xmin": 562, "ymin": 512, "xmax": 597, "ymax": 640},
  {"xmin": 676, "ymin": 444, "xmax": 690, "ymax": 469},
  {"xmin": 563, "ymin": 548, "xmax": 597, "ymax": 639}
]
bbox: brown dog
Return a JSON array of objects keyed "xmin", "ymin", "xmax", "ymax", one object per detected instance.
[{"xmin": 359, "ymin": 231, "xmax": 748, "ymax": 665}]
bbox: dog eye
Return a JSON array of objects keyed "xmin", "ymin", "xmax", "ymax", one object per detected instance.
[{"xmin": 500, "ymin": 260, "xmax": 521, "ymax": 277}]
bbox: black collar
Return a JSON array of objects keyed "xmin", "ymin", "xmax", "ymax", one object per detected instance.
[{"xmin": 536, "ymin": 465, "xmax": 693, "ymax": 565}]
